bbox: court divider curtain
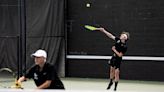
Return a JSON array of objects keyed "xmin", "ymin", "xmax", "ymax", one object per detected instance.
[{"xmin": 0, "ymin": 0, "xmax": 65, "ymax": 77}]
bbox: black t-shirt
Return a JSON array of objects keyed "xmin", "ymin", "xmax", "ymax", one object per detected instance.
[
  {"xmin": 25, "ymin": 63, "xmax": 64, "ymax": 89},
  {"xmin": 113, "ymin": 37, "xmax": 127, "ymax": 57}
]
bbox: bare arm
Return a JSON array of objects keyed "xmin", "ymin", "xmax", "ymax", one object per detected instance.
[
  {"xmin": 96, "ymin": 27, "xmax": 115, "ymax": 40},
  {"xmin": 37, "ymin": 80, "xmax": 52, "ymax": 89},
  {"xmin": 112, "ymin": 46, "xmax": 123, "ymax": 57}
]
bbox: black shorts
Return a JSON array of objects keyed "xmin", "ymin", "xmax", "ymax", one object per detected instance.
[{"xmin": 109, "ymin": 56, "xmax": 122, "ymax": 69}]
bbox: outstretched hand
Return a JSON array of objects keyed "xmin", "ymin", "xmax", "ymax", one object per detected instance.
[
  {"xmin": 11, "ymin": 80, "xmax": 23, "ymax": 89},
  {"xmin": 96, "ymin": 27, "xmax": 105, "ymax": 32}
]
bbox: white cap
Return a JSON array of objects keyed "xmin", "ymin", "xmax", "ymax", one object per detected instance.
[{"xmin": 31, "ymin": 49, "xmax": 47, "ymax": 58}]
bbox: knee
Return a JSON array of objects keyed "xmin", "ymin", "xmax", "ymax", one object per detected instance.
[
  {"xmin": 115, "ymin": 69, "xmax": 120, "ymax": 77},
  {"xmin": 110, "ymin": 67, "xmax": 114, "ymax": 72}
]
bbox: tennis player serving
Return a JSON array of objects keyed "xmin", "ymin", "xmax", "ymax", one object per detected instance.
[{"xmin": 96, "ymin": 27, "xmax": 130, "ymax": 91}]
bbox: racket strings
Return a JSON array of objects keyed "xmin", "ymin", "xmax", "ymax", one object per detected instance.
[{"xmin": 0, "ymin": 68, "xmax": 17, "ymax": 88}]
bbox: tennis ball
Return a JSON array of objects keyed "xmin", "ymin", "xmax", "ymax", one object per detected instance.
[{"xmin": 86, "ymin": 3, "xmax": 91, "ymax": 8}]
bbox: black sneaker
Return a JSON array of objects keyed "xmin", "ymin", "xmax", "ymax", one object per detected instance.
[
  {"xmin": 114, "ymin": 88, "xmax": 117, "ymax": 91},
  {"xmin": 106, "ymin": 82, "xmax": 113, "ymax": 90}
]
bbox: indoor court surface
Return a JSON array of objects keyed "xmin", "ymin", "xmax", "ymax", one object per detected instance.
[{"xmin": 0, "ymin": 77, "xmax": 164, "ymax": 92}]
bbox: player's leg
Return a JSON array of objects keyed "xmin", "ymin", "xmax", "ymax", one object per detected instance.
[
  {"xmin": 114, "ymin": 68, "xmax": 120, "ymax": 91},
  {"xmin": 107, "ymin": 66, "xmax": 115, "ymax": 89},
  {"xmin": 110, "ymin": 66, "xmax": 115, "ymax": 79}
]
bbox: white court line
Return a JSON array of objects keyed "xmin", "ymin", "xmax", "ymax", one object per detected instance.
[{"xmin": 67, "ymin": 55, "xmax": 164, "ymax": 61}]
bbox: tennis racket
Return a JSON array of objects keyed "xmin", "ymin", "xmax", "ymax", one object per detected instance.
[
  {"xmin": 84, "ymin": 25, "xmax": 97, "ymax": 31},
  {"xmin": 0, "ymin": 68, "xmax": 23, "ymax": 89}
]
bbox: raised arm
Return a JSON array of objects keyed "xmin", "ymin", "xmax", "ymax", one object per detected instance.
[{"xmin": 96, "ymin": 27, "xmax": 115, "ymax": 40}]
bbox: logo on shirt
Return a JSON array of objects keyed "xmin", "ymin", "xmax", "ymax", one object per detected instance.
[
  {"xmin": 43, "ymin": 72, "xmax": 47, "ymax": 75},
  {"xmin": 117, "ymin": 40, "xmax": 120, "ymax": 43},
  {"xmin": 34, "ymin": 73, "xmax": 38, "ymax": 80}
]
